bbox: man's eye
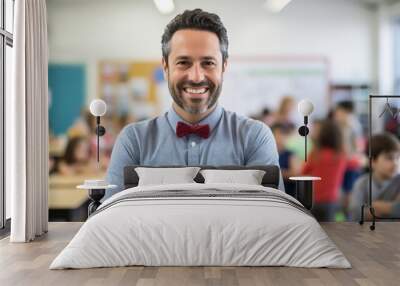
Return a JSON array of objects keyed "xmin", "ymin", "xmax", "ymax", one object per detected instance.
[
  {"xmin": 176, "ymin": 61, "xmax": 189, "ymax": 66},
  {"xmin": 203, "ymin": 61, "xmax": 215, "ymax": 67}
]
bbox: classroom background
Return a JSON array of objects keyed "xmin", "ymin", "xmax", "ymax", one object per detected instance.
[{"xmin": 44, "ymin": 0, "xmax": 400, "ymax": 222}]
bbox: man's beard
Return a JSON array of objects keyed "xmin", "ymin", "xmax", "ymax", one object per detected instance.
[{"xmin": 168, "ymin": 76, "xmax": 222, "ymax": 115}]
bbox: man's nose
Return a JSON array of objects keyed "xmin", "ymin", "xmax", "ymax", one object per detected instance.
[{"xmin": 187, "ymin": 63, "xmax": 205, "ymax": 83}]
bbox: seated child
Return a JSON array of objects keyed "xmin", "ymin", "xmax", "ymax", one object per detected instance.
[
  {"xmin": 350, "ymin": 133, "xmax": 400, "ymax": 221},
  {"xmin": 271, "ymin": 123, "xmax": 301, "ymax": 197},
  {"xmin": 57, "ymin": 136, "xmax": 98, "ymax": 176}
]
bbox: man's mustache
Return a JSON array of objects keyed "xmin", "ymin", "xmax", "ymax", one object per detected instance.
[{"xmin": 178, "ymin": 80, "xmax": 215, "ymax": 89}]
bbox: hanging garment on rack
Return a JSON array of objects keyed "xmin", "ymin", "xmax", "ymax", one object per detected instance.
[{"xmin": 379, "ymin": 97, "xmax": 397, "ymax": 118}]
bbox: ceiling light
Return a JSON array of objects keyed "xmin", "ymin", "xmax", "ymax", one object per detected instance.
[
  {"xmin": 153, "ymin": 0, "xmax": 175, "ymax": 15},
  {"xmin": 264, "ymin": 0, "xmax": 292, "ymax": 13}
]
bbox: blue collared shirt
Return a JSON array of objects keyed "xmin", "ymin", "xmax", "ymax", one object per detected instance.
[{"xmin": 105, "ymin": 105, "xmax": 284, "ymax": 199}]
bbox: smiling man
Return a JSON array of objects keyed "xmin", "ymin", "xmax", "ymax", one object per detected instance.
[
  {"xmin": 163, "ymin": 27, "xmax": 224, "ymax": 122},
  {"xmin": 105, "ymin": 9, "xmax": 283, "ymax": 199}
]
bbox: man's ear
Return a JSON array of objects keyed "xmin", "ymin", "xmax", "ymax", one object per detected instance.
[
  {"xmin": 162, "ymin": 58, "xmax": 168, "ymax": 79},
  {"xmin": 222, "ymin": 59, "xmax": 228, "ymax": 73}
]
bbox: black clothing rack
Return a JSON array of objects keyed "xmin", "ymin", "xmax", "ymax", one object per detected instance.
[{"xmin": 359, "ymin": 95, "xmax": 400, "ymax": 230}]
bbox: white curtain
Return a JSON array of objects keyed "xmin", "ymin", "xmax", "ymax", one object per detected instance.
[{"xmin": 8, "ymin": 0, "xmax": 49, "ymax": 242}]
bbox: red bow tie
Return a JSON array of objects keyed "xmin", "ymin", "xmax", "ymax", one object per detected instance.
[{"xmin": 176, "ymin": 121, "xmax": 210, "ymax": 139}]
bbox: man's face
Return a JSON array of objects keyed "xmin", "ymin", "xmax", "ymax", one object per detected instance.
[{"xmin": 162, "ymin": 29, "xmax": 227, "ymax": 115}]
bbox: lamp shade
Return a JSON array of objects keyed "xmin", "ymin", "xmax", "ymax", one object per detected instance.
[
  {"xmin": 89, "ymin": 99, "xmax": 107, "ymax": 117},
  {"xmin": 298, "ymin": 99, "xmax": 314, "ymax": 116}
]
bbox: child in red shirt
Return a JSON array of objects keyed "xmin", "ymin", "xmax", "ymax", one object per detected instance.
[{"xmin": 302, "ymin": 119, "xmax": 357, "ymax": 221}]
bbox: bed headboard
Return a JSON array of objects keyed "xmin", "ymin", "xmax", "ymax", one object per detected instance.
[{"xmin": 123, "ymin": 165, "xmax": 280, "ymax": 189}]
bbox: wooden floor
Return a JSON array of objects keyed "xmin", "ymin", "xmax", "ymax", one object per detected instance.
[{"xmin": 0, "ymin": 222, "xmax": 399, "ymax": 286}]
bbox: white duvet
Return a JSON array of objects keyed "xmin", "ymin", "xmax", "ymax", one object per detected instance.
[{"xmin": 50, "ymin": 183, "xmax": 351, "ymax": 269}]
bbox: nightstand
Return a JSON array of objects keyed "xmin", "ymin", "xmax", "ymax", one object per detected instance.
[
  {"xmin": 77, "ymin": 182, "xmax": 117, "ymax": 216},
  {"xmin": 289, "ymin": 176, "xmax": 321, "ymax": 210}
]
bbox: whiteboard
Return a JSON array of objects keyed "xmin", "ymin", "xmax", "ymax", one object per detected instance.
[{"xmin": 219, "ymin": 57, "xmax": 329, "ymax": 124}]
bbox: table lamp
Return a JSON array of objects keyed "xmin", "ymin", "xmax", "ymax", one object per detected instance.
[
  {"xmin": 297, "ymin": 99, "xmax": 314, "ymax": 162},
  {"xmin": 77, "ymin": 99, "xmax": 116, "ymax": 216},
  {"xmin": 289, "ymin": 99, "xmax": 321, "ymax": 210},
  {"xmin": 90, "ymin": 99, "xmax": 107, "ymax": 162}
]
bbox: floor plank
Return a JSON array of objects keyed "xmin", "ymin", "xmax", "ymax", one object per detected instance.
[{"xmin": 0, "ymin": 222, "xmax": 399, "ymax": 286}]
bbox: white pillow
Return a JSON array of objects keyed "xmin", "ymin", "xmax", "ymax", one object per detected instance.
[
  {"xmin": 200, "ymin": 169, "xmax": 266, "ymax": 185},
  {"xmin": 135, "ymin": 167, "xmax": 201, "ymax": 186}
]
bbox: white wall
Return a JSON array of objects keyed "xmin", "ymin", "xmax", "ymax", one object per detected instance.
[
  {"xmin": 378, "ymin": 1, "xmax": 400, "ymax": 94},
  {"xmin": 47, "ymin": 0, "xmax": 379, "ymax": 106}
]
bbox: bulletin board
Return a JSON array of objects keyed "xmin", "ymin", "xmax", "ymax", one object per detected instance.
[
  {"xmin": 98, "ymin": 61, "xmax": 167, "ymax": 119},
  {"xmin": 219, "ymin": 57, "xmax": 330, "ymax": 123}
]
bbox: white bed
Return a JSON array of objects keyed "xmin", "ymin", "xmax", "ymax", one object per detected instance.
[{"xmin": 50, "ymin": 183, "xmax": 351, "ymax": 269}]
